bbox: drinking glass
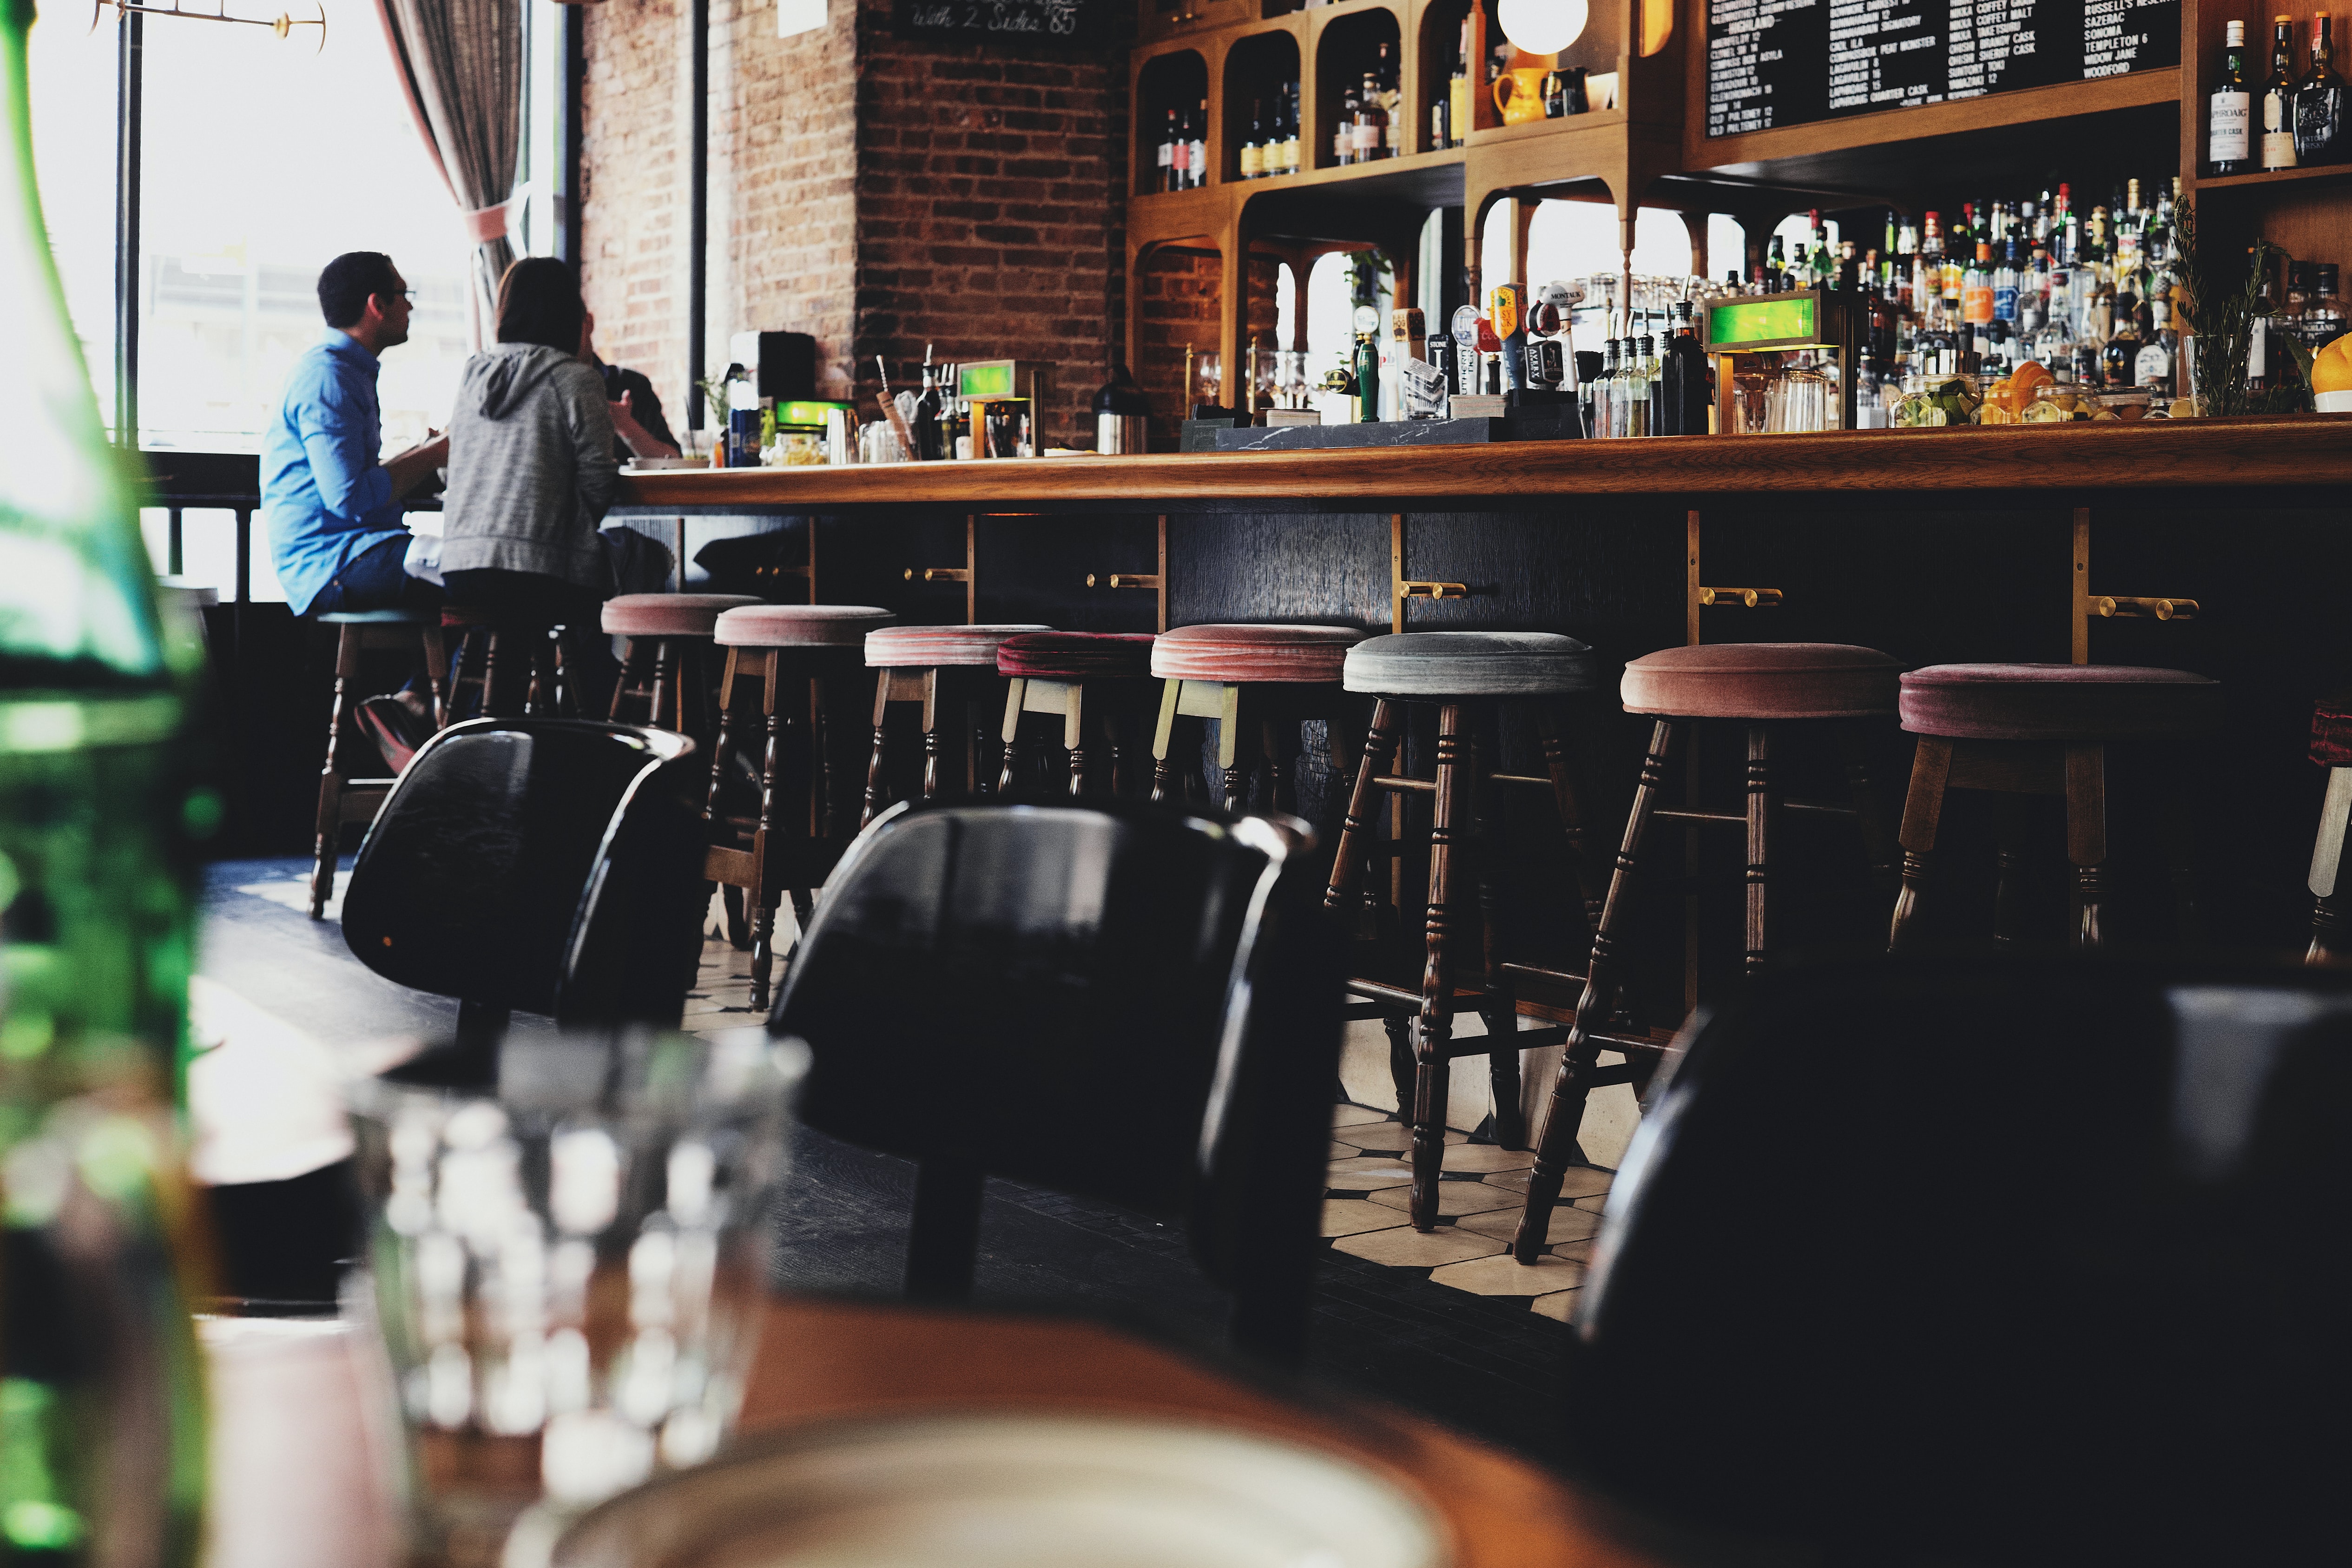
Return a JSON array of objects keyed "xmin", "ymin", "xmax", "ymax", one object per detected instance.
[
  {"xmin": 347, "ymin": 1029, "xmax": 806, "ymax": 1568},
  {"xmin": 1193, "ymin": 351, "xmax": 1223, "ymax": 408}
]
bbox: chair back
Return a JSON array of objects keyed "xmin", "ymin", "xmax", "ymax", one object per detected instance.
[
  {"xmin": 1562, "ymin": 956, "xmax": 2352, "ymax": 1566},
  {"xmin": 769, "ymin": 799, "xmax": 1342, "ymax": 1363},
  {"xmin": 341, "ymin": 718, "xmax": 708, "ymax": 1031}
]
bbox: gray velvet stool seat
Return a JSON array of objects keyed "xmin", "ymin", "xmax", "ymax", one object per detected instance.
[{"xmin": 1321, "ymin": 631, "xmax": 1611, "ymax": 1232}]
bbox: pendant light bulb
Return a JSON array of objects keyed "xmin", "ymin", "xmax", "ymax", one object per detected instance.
[{"xmin": 1497, "ymin": 0, "xmax": 1588, "ymax": 56}]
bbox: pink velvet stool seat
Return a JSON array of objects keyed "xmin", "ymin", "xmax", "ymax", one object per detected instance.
[
  {"xmin": 994, "ymin": 632, "xmax": 1160, "ymax": 797},
  {"xmin": 1622, "ymin": 642, "xmax": 1903, "ymax": 719},
  {"xmin": 1888, "ymin": 661, "xmax": 2221, "ymax": 964},
  {"xmin": 1513, "ymin": 638, "xmax": 1904, "ymax": 1271},
  {"xmin": 1149, "ymin": 625, "xmax": 1370, "ymax": 813},
  {"xmin": 1899, "ymin": 663, "xmax": 2223, "ymax": 740},
  {"xmin": 602, "ymin": 594, "xmax": 761, "ymax": 739},
  {"xmin": 704, "ymin": 604, "xmax": 896, "ymax": 1013},
  {"xmin": 859, "ymin": 624, "xmax": 1053, "ymax": 828}
]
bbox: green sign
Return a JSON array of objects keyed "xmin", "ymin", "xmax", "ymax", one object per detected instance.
[
  {"xmin": 958, "ymin": 363, "xmax": 1015, "ymax": 397},
  {"xmin": 775, "ymin": 399, "xmax": 852, "ymax": 428},
  {"xmin": 1706, "ymin": 295, "xmax": 1820, "ymax": 349}
]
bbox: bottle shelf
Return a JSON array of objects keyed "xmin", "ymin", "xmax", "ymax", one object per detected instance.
[{"xmin": 2192, "ymin": 162, "xmax": 2352, "ymax": 194}]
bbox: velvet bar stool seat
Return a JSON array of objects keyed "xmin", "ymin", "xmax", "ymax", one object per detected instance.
[
  {"xmin": 706, "ymin": 603, "xmax": 897, "ymax": 1009},
  {"xmin": 602, "ymin": 592, "xmax": 759, "ymax": 738},
  {"xmin": 995, "ymin": 632, "xmax": 1159, "ymax": 797},
  {"xmin": 1322, "ymin": 631, "xmax": 1611, "ymax": 1234},
  {"xmin": 1888, "ymin": 663, "xmax": 2222, "ymax": 955},
  {"xmin": 309, "ymin": 608, "xmax": 451, "ymax": 919},
  {"xmin": 1514, "ymin": 641, "xmax": 1904, "ymax": 1264},
  {"xmin": 2307, "ymin": 693, "xmax": 2352, "ymax": 964},
  {"xmin": 860, "ymin": 623, "xmax": 1051, "ymax": 827},
  {"xmin": 1148, "ymin": 624, "xmax": 1368, "ymax": 813}
]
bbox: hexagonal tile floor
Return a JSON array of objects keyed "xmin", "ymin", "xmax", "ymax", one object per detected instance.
[{"xmin": 1326, "ymin": 1101, "xmax": 1614, "ymax": 1321}]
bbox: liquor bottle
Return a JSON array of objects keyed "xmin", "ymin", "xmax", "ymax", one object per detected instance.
[
  {"xmin": 1189, "ymin": 100, "xmax": 1208, "ymax": 187},
  {"xmin": 2136, "ymin": 278, "xmax": 2176, "ymax": 393},
  {"xmin": 912, "ymin": 354, "xmax": 944, "ymax": 461},
  {"xmin": 1765, "ymin": 235, "xmax": 1786, "ymax": 293},
  {"xmin": 1961, "ymin": 242, "xmax": 1995, "ymax": 335},
  {"xmin": 1450, "ymin": 17, "xmax": 1474, "ymax": 149},
  {"xmin": 1661, "ymin": 299, "xmax": 1711, "ymax": 435},
  {"xmin": 1284, "ymin": 84, "xmax": 1304, "ymax": 173},
  {"xmin": 1, "ymin": 0, "xmax": 214, "ymax": 1555},
  {"xmin": 1375, "ymin": 43, "xmax": 1402, "ymax": 155},
  {"xmin": 1335, "ymin": 82, "xmax": 1358, "ymax": 165},
  {"xmin": 1157, "ymin": 109, "xmax": 1178, "ymax": 192},
  {"xmin": 1168, "ymin": 107, "xmax": 1192, "ymax": 191},
  {"xmin": 2102, "ymin": 291, "xmax": 2144, "ymax": 390},
  {"xmin": 1809, "ymin": 213, "xmax": 1834, "ymax": 290},
  {"xmin": 1593, "ymin": 339, "xmax": 1618, "ymax": 438},
  {"xmin": 2212, "ymin": 20, "xmax": 2253, "ymax": 173},
  {"xmin": 1635, "ymin": 321, "xmax": 1661, "ymax": 436},
  {"xmin": 2296, "ymin": 12, "xmax": 2347, "ymax": 163},
  {"xmin": 1240, "ymin": 100, "xmax": 1264, "ymax": 179},
  {"xmin": 2263, "ymin": 15, "xmax": 2300, "ymax": 168},
  {"xmin": 1356, "ymin": 72, "xmax": 1387, "ymax": 162}
]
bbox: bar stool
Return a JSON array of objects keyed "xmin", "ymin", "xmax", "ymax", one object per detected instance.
[
  {"xmin": 441, "ymin": 606, "xmax": 574, "ymax": 720},
  {"xmin": 1146, "ymin": 624, "xmax": 1369, "ymax": 812},
  {"xmin": 707, "ymin": 603, "xmax": 896, "ymax": 1010},
  {"xmin": 309, "ymin": 608, "xmax": 451, "ymax": 919},
  {"xmin": 1513, "ymin": 641, "xmax": 1904, "ymax": 1261},
  {"xmin": 2307, "ymin": 692, "xmax": 2352, "ymax": 964},
  {"xmin": 1887, "ymin": 663, "xmax": 2222, "ymax": 952},
  {"xmin": 859, "ymin": 623, "xmax": 1051, "ymax": 828},
  {"xmin": 1321, "ymin": 632, "xmax": 1611, "ymax": 1233},
  {"xmin": 602, "ymin": 592, "xmax": 760, "ymax": 735},
  {"xmin": 994, "ymin": 632, "xmax": 1159, "ymax": 797}
]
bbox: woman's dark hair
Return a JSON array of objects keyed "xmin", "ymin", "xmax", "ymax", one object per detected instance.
[
  {"xmin": 494, "ymin": 257, "xmax": 586, "ymax": 354},
  {"xmin": 317, "ymin": 252, "xmax": 400, "ymax": 329}
]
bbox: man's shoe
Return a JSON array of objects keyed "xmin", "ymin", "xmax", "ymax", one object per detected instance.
[{"xmin": 354, "ymin": 695, "xmax": 430, "ymax": 773}]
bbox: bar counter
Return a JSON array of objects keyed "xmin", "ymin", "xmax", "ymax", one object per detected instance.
[
  {"xmin": 609, "ymin": 415, "xmax": 2352, "ymax": 964},
  {"xmin": 617, "ymin": 415, "xmax": 2352, "ymax": 509}
]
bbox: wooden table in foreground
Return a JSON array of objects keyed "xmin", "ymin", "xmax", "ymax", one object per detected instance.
[{"xmin": 735, "ymin": 1294, "xmax": 1660, "ymax": 1568}]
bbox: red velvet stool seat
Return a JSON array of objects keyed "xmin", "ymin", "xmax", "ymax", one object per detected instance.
[
  {"xmin": 1513, "ymin": 641, "xmax": 1904, "ymax": 1264},
  {"xmin": 1889, "ymin": 662, "xmax": 2221, "ymax": 958},
  {"xmin": 1148, "ymin": 624, "xmax": 1368, "ymax": 812},
  {"xmin": 994, "ymin": 632, "xmax": 1159, "ymax": 797},
  {"xmin": 705, "ymin": 603, "xmax": 898, "ymax": 1008},
  {"xmin": 859, "ymin": 623, "xmax": 1051, "ymax": 827},
  {"xmin": 601, "ymin": 593, "xmax": 759, "ymax": 737},
  {"xmin": 1320, "ymin": 631, "xmax": 1612, "ymax": 1233},
  {"xmin": 2308, "ymin": 692, "xmax": 2352, "ymax": 964}
]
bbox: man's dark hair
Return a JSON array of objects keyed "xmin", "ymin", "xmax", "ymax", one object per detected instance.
[
  {"xmin": 495, "ymin": 257, "xmax": 586, "ymax": 355},
  {"xmin": 317, "ymin": 252, "xmax": 400, "ymax": 329}
]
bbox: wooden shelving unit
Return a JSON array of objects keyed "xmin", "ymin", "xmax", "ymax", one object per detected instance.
[{"xmin": 1123, "ymin": 0, "xmax": 2350, "ymax": 409}]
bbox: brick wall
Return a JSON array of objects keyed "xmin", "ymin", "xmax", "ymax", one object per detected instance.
[
  {"xmin": 580, "ymin": 0, "xmax": 1131, "ymax": 448},
  {"xmin": 1134, "ymin": 246, "xmax": 1280, "ymax": 447}
]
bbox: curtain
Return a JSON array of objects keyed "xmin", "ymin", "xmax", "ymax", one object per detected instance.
[{"xmin": 372, "ymin": 0, "xmax": 522, "ymax": 345}]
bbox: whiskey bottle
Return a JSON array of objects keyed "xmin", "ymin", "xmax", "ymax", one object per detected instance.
[
  {"xmin": 1449, "ymin": 17, "xmax": 1474, "ymax": 149},
  {"xmin": 2211, "ymin": 20, "xmax": 2253, "ymax": 173},
  {"xmin": 1282, "ymin": 84, "xmax": 1303, "ymax": 173},
  {"xmin": 1240, "ymin": 101, "xmax": 1263, "ymax": 179},
  {"xmin": 2263, "ymin": 15, "xmax": 2300, "ymax": 168},
  {"xmin": 1189, "ymin": 100, "xmax": 1208, "ymax": 188},
  {"xmin": 1157, "ymin": 109, "xmax": 1178, "ymax": 192},
  {"xmin": 1356, "ymin": 71, "xmax": 1388, "ymax": 162},
  {"xmin": 1335, "ymin": 83, "xmax": 1358, "ymax": 165},
  {"xmin": 2296, "ymin": 12, "xmax": 2347, "ymax": 163}
]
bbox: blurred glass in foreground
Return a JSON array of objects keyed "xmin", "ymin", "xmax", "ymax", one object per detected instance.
[
  {"xmin": 1, "ymin": 0, "xmax": 217, "ymax": 1559},
  {"xmin": 346, "ymin": 1030, "xmax": 804, "ymax": 1568}
]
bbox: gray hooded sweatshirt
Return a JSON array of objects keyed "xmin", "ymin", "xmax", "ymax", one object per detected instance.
[{"xmin": 438, "ymin": 343, "xmax": 619, "ymax": 593}]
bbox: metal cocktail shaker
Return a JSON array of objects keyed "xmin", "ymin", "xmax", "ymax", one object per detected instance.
[{"xmin": 1093, "ymin": 358, "xmax": 1152, "ymax": 454}]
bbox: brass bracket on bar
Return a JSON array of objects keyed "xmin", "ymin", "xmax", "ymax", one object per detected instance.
[
  {"xmin": 1088, "ymin": 573, "xmax": 1162, "ymax": 590},
  {"xmin": 2091, "ymin": 594, "xmax": 2197, "ymax": 621},
  {"xmin": 1698, "ymin": 586, "xmax": 1783, "ymax": 608},
  {"xmin": 904, "ymin": 567, "xmax": 971, "ymax": 583}
]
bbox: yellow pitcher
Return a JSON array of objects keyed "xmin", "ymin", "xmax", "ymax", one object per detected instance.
[{"xmin": 1492, "ymin": 67, "xmax": 1548, "ymax": 125}]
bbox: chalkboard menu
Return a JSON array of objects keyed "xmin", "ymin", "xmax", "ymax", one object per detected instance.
[
  {"xmin": 893, "ymin": 0, "xmax": 1106, "ymax": 46},
  {"xmin": 1706, "ymin": 0, "xmax": 2180, "ymax": 137}
]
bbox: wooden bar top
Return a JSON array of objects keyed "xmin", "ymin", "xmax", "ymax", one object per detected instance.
[
  {"xmin": 735, "ymin": 1294, "xmax": 1660, "ymax": 1568},
  {"xmin": 618, "ymin": 415, "xmax": 2352, "ymax": 509}
]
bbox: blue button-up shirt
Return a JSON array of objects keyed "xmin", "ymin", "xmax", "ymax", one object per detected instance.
[{"xmin": 260, "ymin": 333, "xmax": 410, "ymax": 615}]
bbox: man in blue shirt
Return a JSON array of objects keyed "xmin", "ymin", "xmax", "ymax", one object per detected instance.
[{"xmin": 262, "ymin": 251, "xmax": 450, "ymax": 763}]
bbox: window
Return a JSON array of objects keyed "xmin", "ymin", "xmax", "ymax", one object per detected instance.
[{"xmin": 26, "ymin": 8, "xmax": 119, "ymax": 434}]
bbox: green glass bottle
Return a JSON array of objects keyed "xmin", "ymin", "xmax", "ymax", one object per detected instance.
[{"xmin": 1, "ymin": 0, "xmax": 212, "ymax": 1559}]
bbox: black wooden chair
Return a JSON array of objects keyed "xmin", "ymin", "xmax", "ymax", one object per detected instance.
[
  {"xmin": 767, "ymin": 798, "xmax": 1343, "ymax": 1365},
  {"xmin": 1560, "ymin": 956, "xmax": 2352, "ymax": 1568},
  {"xmin": 341, "ymin": 718, "xmax": 711, "ymax": 1086}
]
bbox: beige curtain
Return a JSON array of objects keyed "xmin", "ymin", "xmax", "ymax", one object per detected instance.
[{"xmin": 372, "ymin": 0, "xmax": 522, "ymax": 345}]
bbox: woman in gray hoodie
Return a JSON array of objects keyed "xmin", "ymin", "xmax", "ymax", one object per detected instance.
[{"xmin": 439, "ymin": 257, "xmax": 619, "ymax": 708}]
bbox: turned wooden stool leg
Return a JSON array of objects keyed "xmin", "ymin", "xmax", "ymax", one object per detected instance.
[
  {"xmin": 1744, "ymin": 722, "xmax": 1775, "ymax": 978},
  {"xmin": 1219, "ymin": 689, "xmax": 1254, "ymax": 814},
  {"xmin": 1888, "ymin": 737, "xmax": 1952, "ymax": 952},
  {"xmin": 1471, "ymin": 709, "xmax": 1525, "ymax": 1149},
  {"xmin": 2065, "ymin": 741, "xmax": 2108, "ymax": 950},
  {"xmin": 998, "ymin": 679, "xmax": 1028, "ymax": 796},
  {"xmin": 2307, "ymin": 767, "xmax": 2352, "ymax": 965},
  {"xmin": 1838, "ymin": 723, "xmax": 1899, "ymax": 896},
  {"xmin": 919, "ymin": 672, "xmax": 945, "ymax": 803},
  {"xmin": 1535, "ymin": 705, "xmax": 1606, "ymax": 944},
  {"xmin": 750, "ymin": 654, "xmax": 785, "ymax": 1013},
  {"xmin": 609, "ymin": 639, "xmax": 642, "ymax": 721},
  {"xmin": 421, "ymin": 626, "xmax": 451, "ymax": 731},
  {"xmin": 1408, "ymin": 702, "xmax": 1470, "ymax": 1232},
  {"xmin": 1065, "ymin": 683, "xmax": 1090, "ymax": 797},
  {"xmin": 1514, "ymin": 718, "xmax": 1679, "ymax": 1264},
  {"xmin": 704, "ymin": 650, "xmax": 751, "ymax": 952},
  {"xmin": 649, "ymin": 637, "xmax": 677, "ymax": 730},
  {"xmin": 1323, "ymin": 699, "xmax": 1401, "ymax": 930},
  {"xmin": 861, "ymin": 670, "xmax": 894, "ymax": 829},
  {"xmin": 310, "ymin": 624, "xmax": 361, "ymax": 919},
  {"xmin": 1149, "ymin": 678, "xmax": 1181, "ymax": 803}
]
